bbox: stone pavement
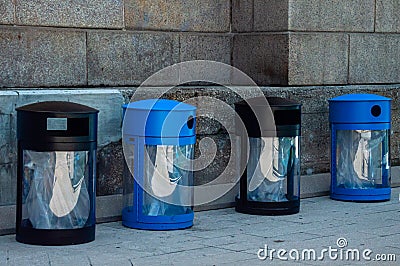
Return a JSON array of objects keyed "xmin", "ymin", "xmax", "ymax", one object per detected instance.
[{"xmin": 1, "ymin": 188, "xmax": 399, "ymax": 266}]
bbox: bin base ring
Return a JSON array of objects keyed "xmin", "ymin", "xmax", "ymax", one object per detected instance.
[
  {"xmin": 16, "ymin": 224, "xmax": 95, "ymax": 246},
  {"xmin": 331, "ymin": 187, "xmax": 391, "ymax": 202},
  {"xmin": 122, "ymin": 207, "xmax": 194, "ymax": 230},
  {"xmin": 122, "ymin": 220, "xmax": 193, "ymax": 230},
  {"xmin": 235, "ymin": 197, "xmax": 300, "ymax": 215}
]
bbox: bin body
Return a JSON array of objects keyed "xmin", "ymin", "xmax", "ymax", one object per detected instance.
[
  {"xmin": 329, "ymin": 94, "xmax": 391, "ymax": 201},
  {"xmin": 235, "ymin": 97, "xmax": 301, "ymax": 215},
  {"xmin": 16, "ymin": 101, "xmax": 98, "ymax": 245},
  {"xmin": 122, "ymin": 99, "xmax": 196, "ymax": 230}
]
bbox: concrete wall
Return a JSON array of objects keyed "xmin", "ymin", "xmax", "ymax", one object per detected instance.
[{"xmin": 1, "ymin": 1, "xmax": 400, "ymax": 233}]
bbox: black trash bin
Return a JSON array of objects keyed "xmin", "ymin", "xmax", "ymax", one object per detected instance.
[
  {"xmin": 235, "ymin": 97, "xmax": 301, "ymax": 215},
  {"xmin": 16, "ymin": 101, "xmax": 98, "ymax": 245}
]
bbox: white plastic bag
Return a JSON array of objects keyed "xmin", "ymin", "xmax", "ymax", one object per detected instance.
[
  {"xmin": 144, "ymin": 145, "xmax": 193, "ymax": 216},
  {"xmin": 248, "ymin": 137, "xmax": 296, "ymax": 202},
  {"xmin": 23, "ymin": 150, "xmax": 90, "ymax": 229},
  {"xmin": 336, "ymin": 130, "xmax": 386, "ymax": 189}
]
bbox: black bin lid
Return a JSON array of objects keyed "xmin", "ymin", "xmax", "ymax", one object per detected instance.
[
  {"xmin": 235, "ymin": 97, "xmax": 301, "ymax": 137},
  {"xmin": 16, "ymin": 101, "xmax": 98, "ymax": 143}
]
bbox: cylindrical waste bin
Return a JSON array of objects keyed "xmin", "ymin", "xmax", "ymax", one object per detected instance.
[
  {"xmin": 16, "ymin": 101, "xmax": 98, "ymax": 245},
  {"xmin": 235, "ymin": 97, "xmax": 301, "ymax": 215},
  {"xmin": 329, "ymin": 94, "xmax": 391, "ymax": 201},
  {"xmin": 122, "ymin": 99, "xmax": 196, "ymax": 230}
]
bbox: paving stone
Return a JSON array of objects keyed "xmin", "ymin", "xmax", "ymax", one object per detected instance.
[
  {"xmin": 0, "ymin": 28, "xmax": 86, "ymax": 87},
  {"xmin": 15, "ymin": 0, "xmax": 123, "ymax": 28},
  {"xmin": 0, "ymin": 246, "xmax": 6, "ymax": 264},
  {"xmin": 0, "ymin": 188, "xmax": 400, "ymax": 265},
  {"xmin": 125, "ymin": 0, "xmax": 230, "ymax": 32},
  {"xmin": 88, "ymin": 257, "xmax": 134, "ymax": 266},
  {"xmin": 6, "ymin": 252, "xmax": 49, "ymax": 266},
  {"xmin": 235, "ymin": 258, "xmax": 306, "ymax": 265},
  {"xmin": 358, "ymin": 220, "xmax": 400, "ymax": 237},
  {"xmin": 221, "ymin": 235, "xmax": 276, "ymax": 254},
  {"xmin": 321, "ymin": 219, "xmax": 399, "ymax": 240},
  {"xmin": 362, "ymin": 234, "xmax": 400, "ymax": 253},
  {"xmin": 128, "ymin": 246, "xmax": 254, "ymax": 265},
  {"xmin": 47, "ymin": 250, "xmax": 91, "ymax": 266}
]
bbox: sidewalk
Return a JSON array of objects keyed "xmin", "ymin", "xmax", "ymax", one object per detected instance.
[{"xmin": 1, "ymin": 188, "xmax": 399, "ymax": 265}]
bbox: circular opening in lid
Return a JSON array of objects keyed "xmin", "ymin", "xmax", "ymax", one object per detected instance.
[
  {"xmin": 371, "ymin": 105, "xmax": 381, "ymax": 117},
  {"xmin": 187, "ymin": 116, "xmax": 194, "ymax": 129}
]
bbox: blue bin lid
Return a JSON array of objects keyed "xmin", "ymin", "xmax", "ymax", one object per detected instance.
[
  {"xmin": 329, "ymin": 94, "xmax": 391, "ymax": 124},
  {"xmin": 122, "ymin": 99, "xmax": 196, "ymax": 138}
]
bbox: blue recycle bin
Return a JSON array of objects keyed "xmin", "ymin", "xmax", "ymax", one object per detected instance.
[
  {"xmin": 329, "ymin": 94, "xmax": 391, "ymax": 201},
  {"xmin": 122, "ymin": 99, "xmax": 196, "ymax": 230}
]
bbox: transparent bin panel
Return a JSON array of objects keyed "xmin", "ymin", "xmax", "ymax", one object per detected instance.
[
  {"xmin": 143, "ymin": 144, "xmax": 194, "ymax": 216},
  {"xmin": 22, "ymin": 150, "xmax": 94, "ymax": 229},
  {"xmin": 122, "ymin": 140, "xmax": 134, "ymax": 212},
  {"xmin": 246, "ymin": 136, "xmax": 300, "ymax": 202},
  {"xmin": 336, "ymin": 129, "xmax": 390, "ymax": 189}
]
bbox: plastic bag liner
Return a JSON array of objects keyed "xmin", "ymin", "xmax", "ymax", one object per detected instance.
[
  {"xmin": 143, "ymin": 145, "xmax": 193, "ymax": 216},
  {"xmin": 336, "ymin": 130, "xmax": 386, "ymax": 189},
  {"xmin": 247, "ymin": 137, "xmax": 297, "ymax": 202},
  {"xmin": 22, "ymin": 150, "xmax": 90, "ymax": 229}
]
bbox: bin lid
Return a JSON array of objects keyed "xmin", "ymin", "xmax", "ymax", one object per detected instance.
[
  {"xmin": 16, "ymin": 101, "xmax": 99, "ymax": 114},
  {"xmin": 329, "ymin": 94, "xmax": 391, "ymax": 124},
  {"xmin": 235, "ymin": 97, "xmax": 301, "ymax": 137},
  {"xmin": 16, "ymin": 101, "xmax": 98, "ymax": 144},
  {"xmin": 123, "ymin": 99, "xmax": 196, "ymax": 112},
  {"xmin": 123, "ymin": 99, "xmax": 196, "ymax": 138},
  {"xmin": 329, "ymin": 93, "xmax": 390, "ymax": 102}
]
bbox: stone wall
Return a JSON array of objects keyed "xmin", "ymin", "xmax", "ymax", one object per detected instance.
[
  {"xmin": 1, "ymin": 1, "xmax": 400, "ymax": 233},
  {"xmin": 0, "ymin": 0, "xmax": 232, "ymax": 88},
  {"xmin": 233, "ymin": 0, "xmax": 400, "ymax": 86},
  {"xmin": 2, "ymin": 1, "xmax": 400, "ymax": 87}
]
